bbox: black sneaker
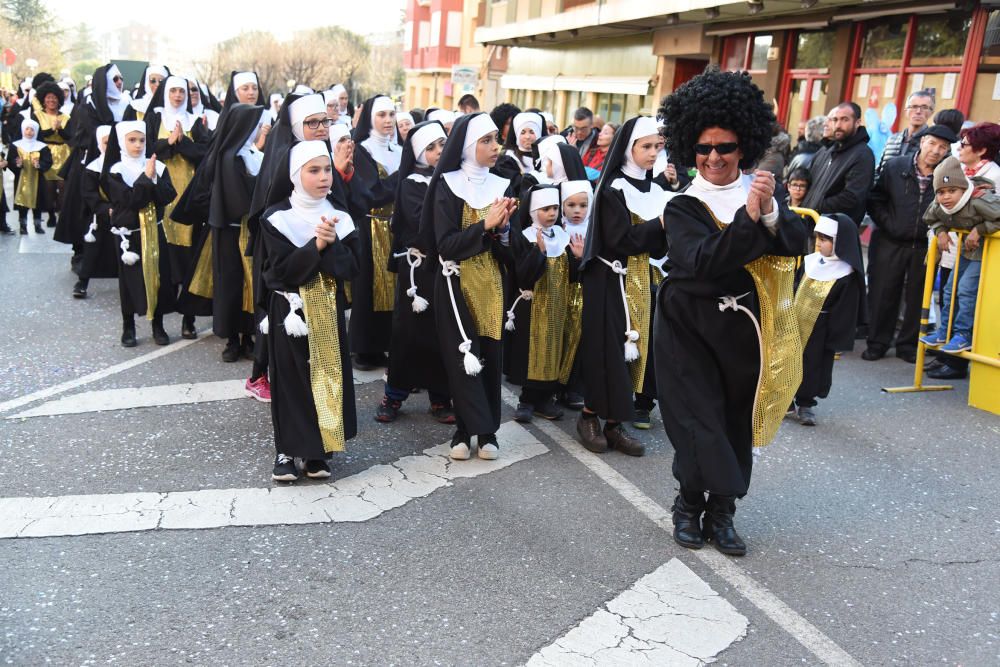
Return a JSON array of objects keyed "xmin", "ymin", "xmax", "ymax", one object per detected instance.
[
  {"xmin": 272, "ymin": 453, "xmax": 299, "ymax": 481},
  {"xmin": 561, "ymin": 392, "xmax": 585, "ymax": 410},
  {"xmin": 240, "ymin": 335, "xmax": 255, "ymax": 359},
  {"xmin": 533, "ymin": 400, "xmax": 564, "ymax": 420},
  {"xmin": 151, "ymin": 322, "xmax": 170, "ymax": 346},
  {"xmin": 0, "ymin": 224, "xmax": 14, "ymax": 235},
  {"xmin": 429, "ymin": 403, "xmax": 456, "ymax": 424},
  {"xmin": 121, "ymin": 324, "xmax": 137, "ymax": 348},
  {"xmin": 632, "ymin": 409, "xmax": 651, "ymax": 430},
  {"xmin": 375, "ymin": 396, "xmax": 401, "ymax": 423},
  {"xmin": 72, "ymin": 280, "xmax": 88, "ymax": 299},
  {"xmin": 222, "ymin": 338, "xmax": 241, "ymax": 362},
  {"xmin": 304, "ymin": 459, "xmax": 332, "ymax": 479},
  {"xmin": 181, "ymin": 315, "xmax": 197, "ymax": 340},
  {"xmin": 514, "ymin": 402, "xmax": 534, "ymax": 423}
]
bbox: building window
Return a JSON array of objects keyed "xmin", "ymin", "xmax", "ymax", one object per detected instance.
[
  {"xmin": 750, "ymin": 35, "xmax": 772, "ymax": 71},
  {"xmin": 418, "ymin": 21, "xmax": 430, "ymax": 49},
  {"xmin": 859, "ymin": 16, "xmax": 909, "ymax": 68},
  {"xmin": 404, "ymin": 21, "xmax": 413, "ymax": 52},
  {"xmin": 911, "ymin": 11, "xmax": 971, "ymax": 66},
  {"xmin": 793, "ymin": 30, "xmax": 835, "ymax": 70},
  {"xmin": 723, "ymin": 33, "xmax": 772, "ymax": 74},
  {"xmin": 446, "ymin": 11, "xmax": 463, "ymax": 48},
  {"xmin": 723, "ymin": 36, "xmax": 749, "ymax": 71},
  {"xmin": 431, "ymin": 11, "xmax": 441, "ymax": 47}
]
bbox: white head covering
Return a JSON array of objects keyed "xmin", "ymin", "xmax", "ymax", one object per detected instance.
[
  {"xmin": 329, "ymin": 84, "xmax": 349, "ymax": 114},
  {"xmin": 270, "ymin": 93, "xmax": 283, "ymax": 107},
  {"xmin": 361, "ymin": 96, "xmax": 400, "ymax": 174},
  {"xmin": 329, "ymin": 124, "xmax": 351, "ymax": 145},
  {"xmin": 86, "ymin": 125, "xmax": 113, "ymax": 173},
  {"xmin": 156, "ymin": 76, "xmax": 194, "ymax": 132},
  {"xmin": 105, "ymin": 65, "xmax": 123, "ymax": 102},
  {"xmin": 804, "ymin": 215, "xmax": 853, "ymax": 280},
  {"xmin": 289, "ymin": 94, "xmax": 327, "ymax": 142},
  {"xmin": 442, "ymin": 113, "xmax": 509, "ymax": 209},
  {"xmin": 110, "ymin": 121, "xmax": 164, "ymax": 186},
  {"xmin": 622, "ymin": 116, "xmax": 660, "ymax": 180},
  {"xmin": 292, "ymin": 84, "xmax": 314, "ymax": 95},
  {"xmin": 522, "ymin": 187, "xmax": 569, "ymax": 257},
  {"xmin": 427, "ymin": 109, "xmax": 455, "ymax": 126},
  {"xmin": 232, "ymin": 72, "xmax": 257, "ymax": 89},
  {"xmin": 238, "ymin": 109, "xmax": 269, "ymax": 176},
  {"xmin": 539, "ymin": 138, "xmax": 569, "ymax": 184},
  {"xmin": 397, "ymin": 111, "xmax": 414, "ymax": 126},
  {"xmin": 410, "ymin": 123, "xmax": 447, "ymax": 167},
  {"xmin": 512, "ymin": 113, "xmax": 542, "ymax": 146},
  {"xmin": 131, "ymin": 65, "xmax": 167, "ymax": 114},
  {"xmin": 268, "ymin": 141, "xmax": 354, "ymax": 247},
  {"xmin": 560, "ymin": 180, "xmax": 592, "ymax": 240},
  {"xmin": 321, "ymin": 89, "xmax": 337, "ymax": 105},
  {"xmin": 14, "ymin": 118, "xmax": 44, "ymax": 152}
]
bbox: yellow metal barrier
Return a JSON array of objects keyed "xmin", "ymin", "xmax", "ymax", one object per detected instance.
[{"xmin": 883, "ymin": 229, "xmax": 1000, "ymax": 416}]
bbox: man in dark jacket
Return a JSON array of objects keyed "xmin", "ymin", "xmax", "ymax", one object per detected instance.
[
  {"xmin": 863, "ymin": 125, "xmax": 958, "ymax": 362},
  {"xmin": 877, "ymin": 90, "xmax": 934, "ymax": 173},
  {"xmin": 561, "ymin": 106, "xmax": 598, "ymax": 155},
  {"xmin": 801, "ymin": 102, "xmax": 875, "ymax": 225}
]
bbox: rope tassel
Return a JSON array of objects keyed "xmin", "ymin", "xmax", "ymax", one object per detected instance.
[
  {"xmin": 258, "ymin": 316, "xmax": 269, "ymax": 335},
  {"xmin": 440, "ymin": 257, "xmax": 482, "ymax": 376},
  {"xmin": 84, "ymin": 221, "xmax": 98, "ymax": 243},
  {"xmin": 110, "ymin": 226, "xmax": 139, "ymax": 265},
  {"xmin": 504, "ymin": 289, "xmax": 534, "ymax": 331},
  {"xmin": 598, "ymin": 257, "xmax": 639, "ymax": 361},
  {"xmin": 394, "ymin": 247, "xmax": 429, "ymax": 312},
  {"xmin": 278, "ymin": 292, "xmax": 309, "ymax": 337}
]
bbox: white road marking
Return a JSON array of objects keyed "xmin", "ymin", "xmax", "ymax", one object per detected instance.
[
  {"xmin": 18, "ymin": 232, "xmax": 72, "ymax": 253},
  {"xmin": 0, "ymin": 421, "xmax": 547, "ymax": 539},
  {"xmin": 501, "ymin": 388, "xmax": 861, "ymax": 667},
  {"xmin": 526, "ymin": 558, "xmax": 748, "ymax": 666},
  {"xmin": 0, "ymin": 330, "xmax": 210, "ymax": 415},
  {"xmin": 8, "ymin": 370, "xmax": 385, "ymax": 419}
]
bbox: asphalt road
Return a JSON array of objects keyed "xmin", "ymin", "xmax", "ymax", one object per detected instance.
[{"xmin": 1, "ymin": 226, "xmax": 998, "ymax": 666}]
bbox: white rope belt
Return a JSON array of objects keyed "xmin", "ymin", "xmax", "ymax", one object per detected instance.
[
  {"xmin": 439, "ymin": 256, "xmax": 483, "ymax": 376},
  {"xmin": 504, "ymin": 289, "xmax": 533, "ymax": 332},
  {"xmin": 717, "ymin": 292, "xmax": 764, "ymax": 458},
  {"xmin": 110, "ymin": 226, "xmax": 140, "ymax": 265},
  {"xmin": 392, "ymin": 247, "xmax": 429, "ymax": 312},
  {"xmin": 597, "ymin": 256, "xmax": 640, "ymax": 361}
]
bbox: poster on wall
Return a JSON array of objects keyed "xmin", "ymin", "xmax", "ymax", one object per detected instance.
[
  {"xmin": 885, "ymin": 74, "xmax": 897, "ymax": 98},
  {"xmin": 857, "ymin": 74, "xmax": 870, "ymax": 98},
  {"xmin": 910, "ymin": 73, "xmax": 925, "ymax": 94},
  {"xmin": 942, "ymin": 73, "xmax": 957, "ymax": 100}
]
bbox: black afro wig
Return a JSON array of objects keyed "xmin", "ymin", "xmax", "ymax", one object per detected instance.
[
  {"xmin": 35, "ymin": 81, "xmax": 65, "ymax": 107},
  {"xmin": 658, "ymin": 66, "xmax": 775, "ymax": 170}
]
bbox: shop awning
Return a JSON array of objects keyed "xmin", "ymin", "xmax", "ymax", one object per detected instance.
[{"xmin": 499, "ymin": 74, "xmax": 651, "ymax": 95}]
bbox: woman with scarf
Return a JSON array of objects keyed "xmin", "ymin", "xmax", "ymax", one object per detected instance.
[
  {"xmin": 575, "ymin": 115, "xmax": 669, "ymax": 456},
  {"xmin": 418, "ymin": 112, "xmax": 518, "ymax": 461},
  {"xmin": 347, "ymin": 95, "xmax": 402, "ymax": 370},
  {"xmin": 376, "ymin": 120, "xmax": 454, "ymax": 424},
  {"xmin": 656, "ymin": 68, "xmax": 807, "ymax": 555},
  {"xmin": 101, "ymin": 121, "xmax": 177, "ymax": 347},
  {"xmin": 259, "ymin": 141, "xmax": 359, "ymax": 482}
]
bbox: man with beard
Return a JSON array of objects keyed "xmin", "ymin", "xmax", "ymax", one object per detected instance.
[{"xmin": 802, "ymin": 102, "xmax": 875, "ymax": 226}]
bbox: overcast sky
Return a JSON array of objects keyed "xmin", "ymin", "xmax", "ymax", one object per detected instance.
[{"xmin": 47, "ymin": 0, "xmax": 406, "ymax": 57}]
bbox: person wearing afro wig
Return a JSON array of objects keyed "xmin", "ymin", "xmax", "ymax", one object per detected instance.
[
  {"xmin": 29, "ymin": 80, "xmax": 72, "ymax": 228},
  {"xmin": 656, "ymin": 68, "xmax": 808, "ymax": 556}
]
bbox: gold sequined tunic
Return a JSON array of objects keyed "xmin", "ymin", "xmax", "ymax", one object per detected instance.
[
  {"xmin": 625, "ymin": 212, "xmax": 652, "ymax": 393},
  {"xmin": 527, "ymin": 254, "xmax": 570, "ymax": 382},
  {"xmin": 459, "ymin": 202, "xmax": 505, "ymax": 340}
]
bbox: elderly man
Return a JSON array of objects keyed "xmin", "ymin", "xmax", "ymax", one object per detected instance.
[
  {"xmin": 864, "ymin": 125, "xmax": 959, "ymax": 362},
  {"xmin": 879, "ymin": 90, "xmax": 935, "ymax": 171},
  {"xmin": 801, "ymin": 102, "xmax": 875, "ymax": 225},
  {"xmin": 562, "ymin": 106, "xmax": 598, "ymax": 155}
]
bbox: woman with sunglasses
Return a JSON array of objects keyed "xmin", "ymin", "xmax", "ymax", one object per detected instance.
[
  {"xmin": 655, "ymin": 68, "xmax": 807, "ymax": 556},
  {"xmin": 124, "ymin": 65, "xmax": 169, "ymax": 121}
]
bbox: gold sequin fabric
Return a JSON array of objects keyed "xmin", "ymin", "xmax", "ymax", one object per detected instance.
[
  {"xmin": 32, "ymin": 101, "xmax": 72, "ymax": 180},
  {"xmin": 459, "ymin": 202, "xmax": 505, "ymax": 340},
  {"xmin": 626, "ymin": 212, "xmax": 652, "ymax": 393},
  {"xmin": 300, "ymin": 274, "xmax": 346, "ymax": 453},
  {"xmin": 793, "ymin": 276, "xmax": 835, "ymax": 348},
  {"xmin": 44, "ymin": 143, "xmax": 70, "ymax": 182},
  {"xmin": 371, "ymin": 161, "xmax": 397, "ymax": 311},
  {"xmin": 528, "ymin": 254, "xmax": 569, "ymax": 382},
  {"xmin": 14, "ymin": 149, "xmax": 40, "ymax": 209},
  {"xmin": 558, "ymin": 281, "xmax": 584, "ymax": 385},
  {"xmin": 139, "ymin": 203, "xmax": 161, "ymax": 321},
  {"xmin": 239, "ymin": 216, "xmax": 255, "ymax": 314},
  {"xmin": 158, "ymin": 123, "xmax": 194, "ymax": 247},
  {"xmin": 188, "ymin": 233, "xmax": 214, "ymax": 299},
  {"xmin": 745, "ymin": 254, "xmax": 803, "ymax": 447}
]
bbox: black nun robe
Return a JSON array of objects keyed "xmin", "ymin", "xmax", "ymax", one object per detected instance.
[
  {"xmin": 655, "ymin": 172, "xmax": 807, "ymax": 499},
  {"xmin": 259, "ymin": 142, "xmax": 360, "ymax": 459},
  {"xmin": 417, "ymin": 112, "xmax": 516, "ymax": 441},
  {"xmin": 385, "ymin": 120, "xmax": 451, "ymax": 398},
  {"xmin": 578, "ymin": 116, "xmax": 669, "ymax": 424}
]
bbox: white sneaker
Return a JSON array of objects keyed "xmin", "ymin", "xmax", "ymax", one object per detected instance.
[
  {"xmin": 449, "ymin": 432, "xmax": 471, "ymax": 460},
  {"xmin": 478, "ymin": 443, "xmax": 499, "ymax": 461}
]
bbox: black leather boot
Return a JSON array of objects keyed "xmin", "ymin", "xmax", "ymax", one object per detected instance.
[
  {"xmin": 703, "ymin": 495, "xmax": 747, "ymax": 556},
  {"xmin": 222, "ymin": 335, "xmax": 241, "ymax": 362},
  {"xmin": 181, "ymin": 315, "xmax": 197, "ymax": 340},
  {"xmin": 151, "ymin": 316, "xmax": 170, "ymax": 346},
  {"xmin": 121, "ymin": 318, "xmax": 137, "ymax": 347},
  {"xmin": 671, "ymin": 492, "xmax": 705, "ymax": 549}
]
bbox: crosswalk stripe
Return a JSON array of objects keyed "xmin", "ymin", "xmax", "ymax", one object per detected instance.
[
  {"xmin": 7, "ymin": 370, "xmax": 386, "ymax": 419},
  {"xmin": 18, "ymin": 233, "xmax": 72, "ymax": 254},
  {"xmin": 0, "ymin": 421, "xmax": 547, "ymax": 539},
  {"xmin": 527, "ymin": 557, "xmax": 748, "ymax": 666}
]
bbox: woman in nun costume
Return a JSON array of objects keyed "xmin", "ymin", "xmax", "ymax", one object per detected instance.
[
  {"xmin": 418, "ymin": 112, "xmax": 518, "ymax": 461},
  {"xmin": 656, "ymin": 68, "xmax": 807, "ymax": 556},
  {"xmin": 259, "ymin": 141, "xmax": 359, "ymax": 482},
  {"xmin": 348, "ymin": 95, "xmax": 402, "ymax": 369},
  {"xmin": 124, "ymin": 64, "xmax": 169, "ymax": 121},
  {"xmin": 101, "ymin": 120, "xmax": 177, "ymax": 347},
  {"xmin": 493, "ymin": 111, "xmax": 547, "ymax": 196},
  {"xmin": 188, "ymin": 78, "xmax": 221, "ymax": 132},
  {"xmin": 377, "ymin": 120, "xmax": 454, "ymax": 424},
  {"xmin": 576, "ymin": 115, "xmax": 669, "ymax": 458}
]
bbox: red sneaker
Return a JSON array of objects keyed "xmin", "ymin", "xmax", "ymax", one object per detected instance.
[{"xmin": 245, "ymin": 376, "xmax": 271, "ymax": 403}]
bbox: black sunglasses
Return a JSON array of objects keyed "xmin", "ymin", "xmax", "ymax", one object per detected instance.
[{"xmin": 694, "ymin": 142, "xmax": 739, "ymax": 156}]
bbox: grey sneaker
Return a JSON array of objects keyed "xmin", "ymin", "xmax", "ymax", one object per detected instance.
[{"xmin": 796, "ymin": 406, "xmax": 816, "ymax": 426}]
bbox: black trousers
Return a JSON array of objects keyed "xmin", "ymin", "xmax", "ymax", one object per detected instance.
[{"xmin": 866, "ymin": 232, "xmax": 925, "ymax": 356}]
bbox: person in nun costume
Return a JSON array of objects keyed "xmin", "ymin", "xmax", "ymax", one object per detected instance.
[
  {"xmin": 396, "ymin": 111, "xmax": 414, "ymax": 140},
  {"xmin": 217, "ymin": 71, "xmax": 268, "ymax": 131},
  {"xmin": 376, "ymin": 120, "xmax": 454, "ymax": 424},
  {"xmin": 187, "ymin": 77, "xmax": 221, "ymax": 132},
  {"xmin": 789, "ymin": 213, "xmax": 865, "ymax": 426},
  {"xmin": 144, "ymin": 75, "xmax": 211, "ymax": 339},
  {"xmin": 576, "ymin": 115, "xmax": 669, "ymax": 458},
  {"xmin": 101, "ymin": 120, "xmax": 177, "ymax": 347},
  {"xmin": 202, "ymin": 104, "xmax": 269, "ymax": 363},
  {"xmin": 348, "ymin": 95, "xmax": 403, "ymax": 369},
  {"xmin": 418, "ymin": 111, "xmax": 518, "ymax": 461},
  {"xmin": 328, "ymin": 84, "xmax": 353, "ymax": 126},
  {"xmin": 259, "ymin": 141, "xmax": 359, "ymax": 482},
  {"xmin": 11, "ymin": 118, "xmax": 53, "ymax": 234},
  {"xmin": 75, "ymin": 125, "xmax": 119, "ymax": 296},
  {"xmin": 507, "ymin": 183, "xmax": 583, "ymax": 422},
  {"xmin": 656, "ymin": 68, "xmax": 808, "ymax": 555},
  {"xmin": 493, "ymin": 111, "xmax": 547, "ymax": 196},
  {"xmin": 124, "ymin": 64, "xmax": 169, "ymax": 121},
  {"xmin": 58, "ymin": 64, "xmax": 130, "ymax": 292},
  {"xmin": 555, "ymin": 178, "xmax": 593, "ymax": 410}
]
